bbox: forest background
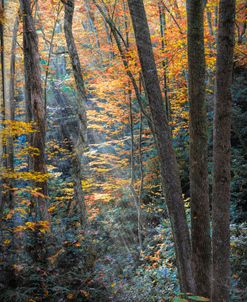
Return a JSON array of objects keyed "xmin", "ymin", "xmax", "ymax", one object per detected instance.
[{"xmin": 0, "ymin": 0, "xmax": 246, "ymax": 301}]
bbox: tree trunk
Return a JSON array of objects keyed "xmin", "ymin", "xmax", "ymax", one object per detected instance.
[
  {"xmin": 6, "ymin": 16, "xmax": 19, "ymax": 210},
  {"xmin": 0, "ymin": 0, "xmax": 5, "ymax": 214},
  {"xmin": 63, "ymin": 0, "xmax": 87, "ymax": 227},
  {"xmin": 20, "ymin": 0, "xmax": 48, "ymax": 220},
  {"xmin": 23, "ymin": 10, "xmax": 32, "ymax": 124},
  {"xmin": 0, "ymin": 0, "xmax": 5, "ymax": 116},
  {"xmin": 159, "ymin": 1, "xmax": 170, "ymax": 120},
  {"xmin": 128, "ymin": 88, "xmax": 143, "ymax": 253},
  {"xmin": 212, "ymin": 0, "xmax": 236, "ymax": 301},
  {"xmin": 186, "ymin": 0, "xmax": 211, "ymax": 297},
  {"xmin": 63, "ymin": 0, "xmax": 87, "ymax": 141},
  {"xmin": 44, "ymin": 3, "xmax": 62, "ymax": 108},
  {"xmin": 127, "ymin": 0, "xmax": 195, "ymax": 292}
]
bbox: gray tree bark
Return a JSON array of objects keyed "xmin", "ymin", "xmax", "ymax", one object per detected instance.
[
  {"xmin": 212, "ymin": 0, "xmax": 236, "ymax": 301},
  {"xmin": 186, "ymin": 0, "xmax": 211, "ymax": 297},
  {"xmin": 20, "ymin": 0, "xmax": 48, "ymax": 220},
  {"xmin": 63, "ymin": 0, "xmax": 87, "ymax": 227},
  {"xmin": 6, "ymin": 16, "xmax": 19, "ymax": 210},
  {"xmin": 0, "ymin": 0, "xmax": 5, "ymax": 214},
  {"xmin": 127, "ymin": 0, "xmax": 195, "ymax": 292},
  {"xmin": 63, "ymin": 0, "xmax": 87, "ymax": 140}
]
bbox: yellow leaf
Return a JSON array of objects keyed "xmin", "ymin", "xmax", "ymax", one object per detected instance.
[
  {"xmin": 67, "ymin": 293, "xmax": 75, "ymax": 300},
  {"xmin": 48, "ymin": 206, "xmax": 56, "ymax": 213},
  {"xmin": 80, "ymin": 290, "xmax": 90, "ymax": 298},
  {"xmin": 3, "ymin": 239, "xmax": 11, "ymax": 245},
  {"xmin": 5, "ymin": 209, "xmax": 14, "ymax": 220}
]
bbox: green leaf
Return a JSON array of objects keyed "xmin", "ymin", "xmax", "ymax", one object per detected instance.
[{"xmin": 173, "ymin": 298, "xmax": 189, "ymax": 302}]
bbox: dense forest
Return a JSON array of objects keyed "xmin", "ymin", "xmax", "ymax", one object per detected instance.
[{"xmin": 0, "ymin": 0, "xmax": 246, "ymax": 301}]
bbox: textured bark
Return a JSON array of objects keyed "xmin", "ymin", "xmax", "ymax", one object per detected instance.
[
  {"xmin": 44, "ymin": 3, "xmax": 62, "ymax": 108},
  {"xmin": 159, "ymin": 1, "xmax": 170, "ymax": 120},
  {"xmin": 212, "ymin": 0, "xmax": 236, "ymax": 301},
  {"xmin": 9, "ymin": 17, "xmax": 18, "ymax": 123},
  {"xmin": 23, "ymin": 11, "xmax": 32, "ymax": 124},
  {"xmin": 6, "ymin": 16, "xmax": 19, "ymax": 210},
  {"xmin": 63, "ymin": 0, "xmax": 87, "ymax": 143},
  {"xmin": 0, "ymin": 0, "xmax": 5, "ymax": 213},
  {"xmin": 0, "ymin": 0, "xmax": 11, "ymax": 214},
  {"xmin": 20, "ymin": 0, "xmax": 48, "ymax": 220},
  {"xmin": 186, "ymin": 0, "xmax": 211, "ymax": 297},
  {"xmin": 63, "ymin": 0, "xmax": 87, "ymax": 226},
  {"xmin": 127, "ymin": 0, "xmax": 195, "ymax": 292},
  {"xmin": 0, "ymin": 1, "xmax": 5, "ymax": 115}
]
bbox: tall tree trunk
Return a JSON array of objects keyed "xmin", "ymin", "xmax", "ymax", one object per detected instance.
[
  {"xmin": 0, "ymin": 0, "xmax": 5, "ymax": 214},
  {"xmin": 63, "ymin": 0, "xmax": 87, "ymax": 140},
  {"xmin": 9, "ymin": 16, "xmax": 18, "ymax": 124},
  {"xmin": 159, "ymin": 1, "xmax": 170, "ymax": 120},
  {"xmin": 23, "ymin": 10, "xmax": 32, "ymax": 124},
  {"xmin": 0, "ymin": 0, "xmax": 5, "ymax": 117},
  {"xmin": 212, "ymin": 0, "xmax": 236, "ymax": 301},
  {"xmin": 44, "ymin": 2, "xmax": 62, "ymax": 108},
  {"xmin": 128, "ymin": 87, "xmax": 143, "ymax": 253},
  {"xmin": 127, "ymin": 0, "xmax": 195, "ymax": 292},
  {"xmin": 63, "ymin": 0, "xmax": 87, "ymax": 227},
  {"xmin": 0, "ymin": 0, "xmax": 10, "ymax": 214},
  {"xmin": 186, "ymin": 0, "xmax": 211, "ymax": 297},
  {"xmin": 6, "ymin": 16, "xmax": 19, "ymax": 210},
  {"xmin": 20, "ymin": 0, "xmax": 48, "ymax": 220}
]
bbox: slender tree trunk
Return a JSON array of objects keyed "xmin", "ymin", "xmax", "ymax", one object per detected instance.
[
  {"xmin": 212, "ymin": 0, "xmax": 236, "ymax": 301},
  {"xmin": 44, "ymin": 2, "xmax": 62, "ymax": 108},
  {"xmin": 0, "ymin": 0, "xmax": 10, "ymax": 214},
  {"xmin": 23, "ymin": 11, "xmax": 32, "ymax": 124},
  {"xmin": 138, "ymin": 111, "xmax": 144, "ymax": 203},
  {"xmin": 6, "ymin": 16, "xmax": 19, "ymax": 210},
  {"xmin": 128, "ymin": 87, "xmax": 143, "ymax": 252},
  {"xmin": 0, "ymin": 0, "xmax": 4, "ymax": 109},
  {"xmin": 9, "ymin": 17, "xmax": 18, "ymax": 123},
  {"xmin": 0, "ymin": 0, "xmax": 5, "ymax": 213},
  {"xmin": 207, "ymin": 10, "xmax": 214, "ymax": 36},
  {"xmin": 63, "ymin": 0, "xmax": 87, "ymax": 227},
  {"xmin": 20, "ymin": 0, "xmax": 48, "ymax": 220},
  {"xmin": 63, "ymin": 0, "xmax": 87, "ymax": 140},
  {"xmin": 127, "ymin": 0, "xmax": 195, "ymax": 292},
  {"xmin": 186, "ymin": 0, "xmax": 211, "ymax": 297},
  {"xmin": 0, "ymin": 0, "xmax": 5, "ymax": 119},
  {"xmin": 158, "ymin": 1, "xmax": 170, "ymax": 120},
  {"xmin": 214, "ymin": 5, "xmax": 219, "ymax": 28}
]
